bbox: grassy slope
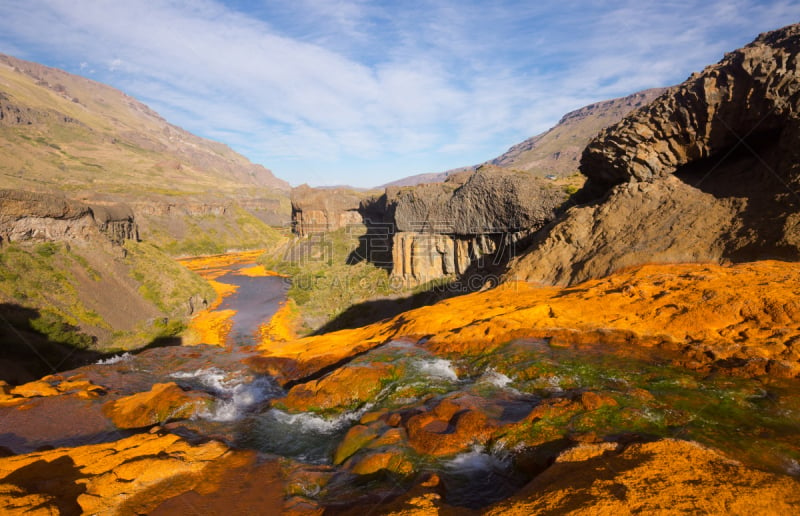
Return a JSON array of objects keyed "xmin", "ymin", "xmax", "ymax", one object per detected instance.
[
  {"xmin": 0, "ymin": 240, "xmax": 214, "ymax": 352},
  {"xmin": 0, "ymin": 55, "xmax": 288, "ymax": 196},
  {"xmin": 0, "ymin": 54, "xmax": 290, "ymax": 358}
]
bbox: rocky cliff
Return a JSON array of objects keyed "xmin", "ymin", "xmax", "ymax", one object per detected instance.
[
  {"xmin": 382, "ymin": 166, "xmax": 568, "ymax": 282},
  {"xmin": 0, "ymin": 189, "xmax": 137, "ymax": 246},
  {"xmin": 510, "ymin": 24, "xmax": 800, "ymax": 285},
  {"xmin": 290, "ymin": 185, "xmax": 367, "ymax": 236}
]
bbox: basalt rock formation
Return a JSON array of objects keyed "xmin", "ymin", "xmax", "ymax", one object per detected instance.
[
  {"xmin": 0, "ymin": 189, "xmax": 138, "ymax": 246},
  {"xmin": 510, "ymin": 24, "xmax": 800, "ymax": 285},
  {"xmin": 381, "ymin": 166, "xmax": 568, "ymax": 282},
  {"xmin": 291, "ymin": 185, "xmax": 366, "ymax": 236}
]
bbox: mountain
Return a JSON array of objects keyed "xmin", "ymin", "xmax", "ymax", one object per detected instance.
[
  {"xmin": 0, "ymin": 54, "xmax": 292, "ymax": 361},
  {"xmin": 0, "ymin": 54, "xmax": 292, "ymax": 253},
  {"xmin": 381, "ymin": 88, "xmax": 666, "ymax": 187},
  {"xmin": 0, "ymin": 54, "xmax": 289, "ymax": 196}
]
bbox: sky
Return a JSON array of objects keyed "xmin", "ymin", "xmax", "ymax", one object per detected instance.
[{"xmin": 0, "ymin": 1, "xmax": 798, "ymax": 187}]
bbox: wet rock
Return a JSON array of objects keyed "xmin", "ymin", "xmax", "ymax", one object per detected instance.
[
  {"xmin": 405, "ymin": 397, "xmax": 500, "ymax": 457},
  {"xmin": 334, "ymin": 425, "xmax": 381, "ymax": 465},
  {"xmin": 277, "ymin": 363, "xmax": 397, "ymax": 413},
  {"xmin": 580, "ymin": 391, "xmax": 618, "ymax": 411},
  {"xmin": 347, "ymin": 449, "xmax": 414, "ymax": 476},
  {"xmin": 102, "ymin": 382, "xmax": 212, "ymax": 429}
]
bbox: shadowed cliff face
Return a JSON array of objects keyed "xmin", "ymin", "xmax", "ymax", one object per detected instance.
[
  {"xmin": 510, "ymin": 24, "xmax": 800, "ymax": 286},
  {"xmin": 379, "ymin": 167, "xmax": 570, "ymax": 283}
]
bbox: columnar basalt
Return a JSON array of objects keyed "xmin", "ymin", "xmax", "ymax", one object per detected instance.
[{"xmin": 384, "ymin": 166, "xmax": 567, "ymax": 282}]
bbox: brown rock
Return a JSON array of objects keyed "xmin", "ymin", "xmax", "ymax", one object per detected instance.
[{"xmin": 511, "ymin": 25, "xmax": 800, "ymax": 286}]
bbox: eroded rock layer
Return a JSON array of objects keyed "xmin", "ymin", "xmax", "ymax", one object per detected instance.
[{"xmin": 0, "ymin": 189, "xmax": 138, "ymax": 246}]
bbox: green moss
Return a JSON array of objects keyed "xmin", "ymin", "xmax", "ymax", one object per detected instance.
[{"xmin": 29, "ymin": 309, "xmax": 94, "ymax": 349}]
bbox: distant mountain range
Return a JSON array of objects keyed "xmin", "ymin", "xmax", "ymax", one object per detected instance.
[{"xmin": 381, "ymin": 88, "xmax": 666, "ymax": 188}]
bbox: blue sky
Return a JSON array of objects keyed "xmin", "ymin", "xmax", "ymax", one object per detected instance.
[{"xmin": 0, "ymin": 1, "xmax": 798, "ymax": 187}]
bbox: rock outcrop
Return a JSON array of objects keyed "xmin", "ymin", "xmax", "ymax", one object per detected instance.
[
  {"xmin": 582, "ymin": 28, "xmax": 800, "ymax": 188},
  {"xmin": 383, "ymin": 166, "xmax": 568, "ymax": 282},
  {"xmin": 0, "ymin": 433, "xmax": 243, "ymax": 515},
  {"xmin": 291, "ymin": 185, "xmax": 365, "ymax": 236},
  {"xmin": 256, "ymin": 260, "xmax": 800, "ymax": 385},
  {"xmin": 0, "ymin": 189, "xmax": 138, "ymax": 246},
  {"xmin": 510, "ymin": 24, "xmax": 800, "ymax": 285}
]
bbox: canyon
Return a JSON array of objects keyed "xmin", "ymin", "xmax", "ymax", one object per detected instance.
[{"xmin": 1, "ymin": 23, "xmax": 800, "ymax": 516}]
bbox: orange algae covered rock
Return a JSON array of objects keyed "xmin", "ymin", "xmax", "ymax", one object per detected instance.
[
  {"xmin": 484, "ymin": 439, "xmax": 800, "ymax": 515},
  {"xmin": 0, "ymin": 376, "xmax": 107, "ymax": 407},
  {"xmin": 237, "ymin": 264, "xmax": 284, "ymax": 278},
  {"xmin": 277, "ymin": 362, "xmax": 396, "ymax": 413},
  {"xmin": 0, "ymin": 433, "xmax": 240, "ymax": 516},
  {"xmin": 259, "ymin": 299, "xmax": 299, "ymax": 343},
  {"xmin": 257, "ymin": 261, "xmax": 800, "ymax": 384},
  {"xmin": 103, "ymin": 382, "xmax": 211, "ymax": 429}
]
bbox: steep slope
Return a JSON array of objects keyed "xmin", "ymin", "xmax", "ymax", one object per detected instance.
[
  {"xmin": 381, "ymin": 88, "xmax": 666, "ymax": 187},
  {"xmin": 0, "ymin": 54, "xmax": 292, "ymax": 368},
  {"xmin": 0, "ymin": 54, "xmax": 291, "ymax": 252},
  {"xmin": 0, "ymin": 54, "xmax": 288, "ymax": 195},
  {"xmin": 510, "ymin": 24, "xmax": 800, "ymax": 285},
  {"xmin": 490, "ymin": 88, "xmax": 666, "ymax": 176}
]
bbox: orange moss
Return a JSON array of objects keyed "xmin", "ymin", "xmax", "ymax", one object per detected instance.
[
  {"xmin": 186, "ymin": 308, "xmax": 236, "ymax": 347},
  {"xmin": 484, "ymin": 439, "xmax": 800, "ymax": 515},
  {"xmin": 237, "ymin": 264, "xmax": 286, "ymax": 278},
  {"xmin": 0, "ymin": 375, "xmax": 106, "ymax": 406},
  {"xmin": 178, "ymin": 250, "xmax": 265, "ymax": 272},
  {"xmin": 0, "ymin": 433, "xmax": 247, "ymax": 515},
  {"xmin": 256, "ymin": 261, "xmax": 800, "ymax": 383},
  {"xmin": 258, "ymin": 300, "xmax": 299, "ymax": 344}
]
